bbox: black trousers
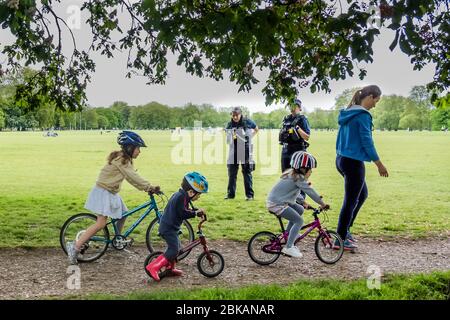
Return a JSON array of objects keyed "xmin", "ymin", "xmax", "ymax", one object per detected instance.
[
  {"xmin": 335, "ymin": 155, "xmax": 368, "ymax": 240},
  {"xmin": 281, "ymin": 151, "xmax": 293, "ymax": 173},
  {"xmin": 227, "ymin": 164, "xmax": 254, "ymax": 198}
]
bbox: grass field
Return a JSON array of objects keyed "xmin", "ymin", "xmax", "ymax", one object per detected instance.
[
  {"xmin": 0, "ymin": 130, "xmax": 449, "ymax": 247},
  {"xmin": 75, "ymin": 271, "xmax": 450, "ymax": 300}
]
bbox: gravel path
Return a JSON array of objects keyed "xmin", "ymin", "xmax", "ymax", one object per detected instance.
[{"xmin": 1, "ymin": 237, "xmax": 449, "ymax": 299}]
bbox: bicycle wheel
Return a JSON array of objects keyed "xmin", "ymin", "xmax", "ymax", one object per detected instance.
[
  {"xmin": 197, "ymin": 250, "xmax": 225, "ymax": 278},
  {"xmin": 247, "ymin": 231, "xmax": 281, "ymax": 265},
  {"xmin": 145, "ymin": 217, "xmax": 194, "ymax": 260},
  {"xmin": 315, "ymin": 230, "xmax": 344, "ymax": 264},
  {"xmin": 60, "ymin": 213, "xmax": 110, "ymax": 263}
]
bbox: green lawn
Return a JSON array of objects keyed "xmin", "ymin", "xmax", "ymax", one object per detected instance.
[
  {"xmin": 70, "ymin": 271, "xmax": 450, "ymax": 300},
  {"xmin": 0, "ymin": 130, "xmax": 449, "ymax": 247}
]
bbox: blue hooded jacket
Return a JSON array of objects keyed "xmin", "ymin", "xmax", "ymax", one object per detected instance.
[{"xmin": 336, "ymin": 106, "xmax": 379, "ymax": 162}]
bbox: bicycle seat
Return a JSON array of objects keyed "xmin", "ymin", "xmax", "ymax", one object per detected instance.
[{"xmin": 268, "ymin": 210, "xmax": 283, "ymax": 222}]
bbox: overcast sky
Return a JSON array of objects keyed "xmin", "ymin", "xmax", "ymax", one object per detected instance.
[{"xmin": 0, "ymin": 1, "xmax": 436, "ymax": 113}]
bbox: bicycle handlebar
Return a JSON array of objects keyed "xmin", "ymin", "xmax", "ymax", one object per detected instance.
[
  {"xmin": 148, "ymin": 190, "xmax": 164, "ymax": 195},
  {"xmin": 307, "ymin": 207, "xmax": 324, "ymax": 214},
  {"xmin": 198, "ymin": 213, "xmax": 207, "ymax": 230},
  {"xmin": 148, "ymin": 190, "xmax": 164, "ymax": 198}
]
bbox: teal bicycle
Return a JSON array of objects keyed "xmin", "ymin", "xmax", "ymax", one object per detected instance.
[{"xmin": 59, "ymin": 191, "xmax": 194, "ymax": 263}]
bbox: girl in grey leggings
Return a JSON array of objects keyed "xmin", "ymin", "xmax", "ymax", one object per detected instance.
[
  {"xmin": 280, "ymin": 203, "xmax": 304, "ymax": 248},
  {"xmin": 266, "ymin": 151, "xmax": 330, "ymax": 258}
]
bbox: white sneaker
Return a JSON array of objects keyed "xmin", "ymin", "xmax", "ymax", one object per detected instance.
[
  {"xmin": 282, "ymin": 246, "xmax": 303, "ymax": 258},
  {"xmin": 66, "ymin": 241, "xmax": 79, "ymax": 265}
]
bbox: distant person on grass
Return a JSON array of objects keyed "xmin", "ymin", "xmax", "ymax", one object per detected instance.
[
  {"xmin": 66, "ymin": 131, "xmax": 160, "ymax": 265},
  {"xmin": 224, "ymin": 107, "xmax": 259, "ymax": 201},
  {"xmin": 335, "ymin": 85, "xmax": 389, "ymax": 251}
]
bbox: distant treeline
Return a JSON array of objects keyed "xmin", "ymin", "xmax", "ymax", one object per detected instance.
[{"xmin": 0, "ymin": 71, "xmax": 448, "ymax": 131}]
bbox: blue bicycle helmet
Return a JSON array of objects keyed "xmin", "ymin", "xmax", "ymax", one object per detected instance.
[
  {"xmin": 117, "ymin": 131, "xmax": 147, "ymax": 147},
  {"xmin": 184, "ymin": 171, "xmax": 208, "ymax": 193}
]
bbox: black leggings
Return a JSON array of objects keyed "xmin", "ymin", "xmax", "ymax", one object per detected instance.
[{"xmin": 336, "ymin": 155, "xmax": 368, "ymax": 240}]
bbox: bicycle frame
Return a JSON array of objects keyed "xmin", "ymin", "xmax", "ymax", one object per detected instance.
[
  {"xmin": 275, "ymin": 209, "xmax": 328, "ymax": 244},
  {"xmin": 90, "ymin": 194, "xmax": 161, "ymax": 243},
  {"xmin": 176, "ymin": 217, "xmax": 209, "ymax": 259}
]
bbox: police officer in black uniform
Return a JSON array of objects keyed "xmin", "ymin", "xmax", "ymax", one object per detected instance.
[
  {"xmin": 225, "ymin": 107, "xmax": 259, "ymax": 201},
  {"xmin": 279, "ymin": 99, "xmax": 311, "ymax": 172}
]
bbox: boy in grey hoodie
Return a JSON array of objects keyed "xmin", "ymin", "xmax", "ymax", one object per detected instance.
[{"xmin": 266, "ymin": 151, "xmax": 330, "ymax": 258}]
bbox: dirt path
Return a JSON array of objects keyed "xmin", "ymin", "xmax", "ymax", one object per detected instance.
[{"xmin": 1, "ymin": 237, "xmax": 449, "ymax": 299}]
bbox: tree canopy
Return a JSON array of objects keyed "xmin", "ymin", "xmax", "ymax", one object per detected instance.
[
  {"xmin": 0, "ymin": 0, "xmax": 448, "ymax": 111},
  {"xmin": 1, "ymin": 70, "xmax": 444, "ymax": 131}
]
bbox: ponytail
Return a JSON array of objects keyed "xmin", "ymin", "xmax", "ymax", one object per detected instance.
[
  {"xmin": 108, "ymin": 148, "xmax": 133, "ymax": 165},
  {"xmin": 348, "ymin": 85, "xmax": 382, "ymax": 107}
]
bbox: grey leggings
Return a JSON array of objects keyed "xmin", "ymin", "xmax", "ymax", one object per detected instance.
[{"xmin": 280, "ymin": 203, "xmax": 304, "ymax": 248}]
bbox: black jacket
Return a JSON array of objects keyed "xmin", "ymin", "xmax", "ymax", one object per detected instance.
[{"xmin": 158, "ymin": 189, "xmax": 196, "ymax": 234}]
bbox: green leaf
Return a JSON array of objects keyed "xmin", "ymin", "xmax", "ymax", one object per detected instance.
[
  {"xmin": 0, "ymin": 4, "xmax": 11, "ymax": 24},
  {"xmin": 389, "ymin": 30, "xmax": 400, "ymax": 51},
  {"xmin": 399, "ymin": 32, "xmax": 413, "ymax": 55},
  {"xmin": 141, "ymin": 0, "xmax": 155, "ymax": 11}
]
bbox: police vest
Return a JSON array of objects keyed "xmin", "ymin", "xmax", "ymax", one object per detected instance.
[{"xmin": 279, "ymin": 115, "xmax": 307, "ymax": 146}]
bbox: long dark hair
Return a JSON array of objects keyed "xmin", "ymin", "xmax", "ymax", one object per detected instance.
[{"xmin": 348, "ymin": 85, "xmax": 382, "ymax": 107}]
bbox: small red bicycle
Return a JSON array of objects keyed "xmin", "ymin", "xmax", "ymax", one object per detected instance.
[
  {"xmin": 248, "ymin": 207, "xmax": 344, "ymax": 265},
  {"xmin": 144, "ymin": 214, "xmax": 224, "ymax": 279}
]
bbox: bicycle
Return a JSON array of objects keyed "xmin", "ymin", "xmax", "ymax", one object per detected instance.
[
  {"xmin": 144, "ymin": 213, "xmax": 225, "ymax": 279},
  {"xmin": 60, "ymin": 191, "xmax": 194, "ymax": 263},
  {"xmin": 248, "ymin": 207, "xmax": 344, "ymax": 265}
]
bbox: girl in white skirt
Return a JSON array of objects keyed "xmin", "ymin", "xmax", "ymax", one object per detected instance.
[{"xmin": 66, "ymin": 131, "xmax": 159, "ymax": 264}]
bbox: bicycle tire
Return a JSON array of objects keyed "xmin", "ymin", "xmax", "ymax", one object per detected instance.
[
  {"xmin": 145, "ymin": 217, "xmax": 194, "ymax": 260},
  {"xmin": 197, "ymin": 250, "xmax": 225, "ymax": 278},
  {"xmin": 60, "ymin": 213, "xmax": 110, "ymax": 263},
  {"xmin": 314, "ymin": 230, "xmax": 344, "ymax": 264},
  {"xmin": 247, "ymin": 231, "xmax": 281, "ymax": 265}
]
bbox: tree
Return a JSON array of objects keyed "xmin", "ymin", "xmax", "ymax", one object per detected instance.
[
  {"xmin": 96, "ymin": 107, "xmax": 120, "ymax": 129},
  {"xmin": 56, "ymin": 112, "xmax": 65, "ymax": 129},
  {"xmin": 431, "ymin": 106, "xmax": 450, "ymax": 130},
  {"xmin": 372, "ymin": 95, "xmax": 407, "ymax": 130},
  {"xmin": 0, "ymin": 108, "xmax": 5, "ymax": 129},
  {"xmin": 0, "ymin": 1, "xmax": 447, "ymax": 111},
  {"xmin": 399, "ymin": 113, "xmax": 422, "ymax": 130},
  {"xmin": 409, "ymin": 85, "xmax": 433, "ymax": 108},
  {"xmin": 97, "ymin": 114, "xmax": 110, "ymax": 129},
  {"xmin": 334, "ymin": 87, "xmax": 362, "ymax": 110},
  {"xmin": 110, "ymin": 101, "xmax": 130, "ymax": 128},
  {"xmin": 83, "ymin": 108, "xmax": 98, "ymax": 129},
  {"xmin": 35, "ymin": 103, "xmax": 55, "ymax": 129}
]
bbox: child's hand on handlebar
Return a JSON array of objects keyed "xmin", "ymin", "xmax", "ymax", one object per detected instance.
[
  {"xmin": 196, "ymin": 208, "xmax": 206, "ymax": 217},
  {"xmin": 320, "ymin": 203, "xmax": 330, "ymax": 210},
  {"xmin": 302, "ymin": 201, "xmax": 311, "ymax": 209},
  {"xmin": 148, "ymin": 185, "xmax": 161, "ymax": 194}
]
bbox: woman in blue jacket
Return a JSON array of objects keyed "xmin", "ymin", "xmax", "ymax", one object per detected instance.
[{"xmin": 335, "ymin": 85, "xmax": 389, "ymax": 250}]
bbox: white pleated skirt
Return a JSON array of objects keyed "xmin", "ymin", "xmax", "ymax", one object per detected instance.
[{"xmin": 84, "ymin": 186, "xmax": 128, "ymax": 219}]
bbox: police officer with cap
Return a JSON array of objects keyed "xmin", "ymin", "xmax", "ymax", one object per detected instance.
[
  {"xmin": 279, "ymin": 99, "xmax": 311, "ymax": 172},
  {"xmin": 225, "ymin": 107, "xmax": 259, "ymax": 201}
]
